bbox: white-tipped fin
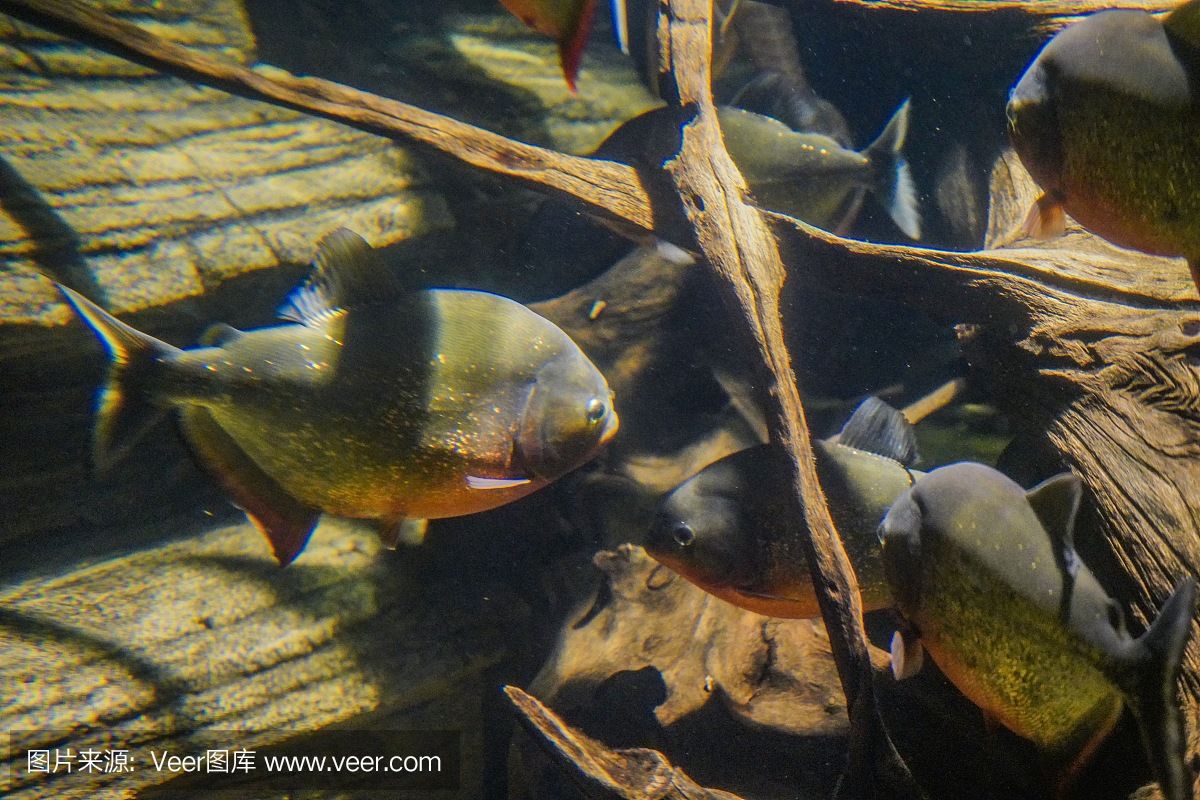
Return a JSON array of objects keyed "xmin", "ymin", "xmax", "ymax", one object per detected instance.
[
  {"xmin": 58, "ymin": 284, "xmax": 180, "ymax": 473},
  {"xmin": 863, "ymin": 98, "xmax": 921, "ymax": 241},
  {"xmin": 467, "ymin": 475, "xmax": 532, "ymax": 490}
]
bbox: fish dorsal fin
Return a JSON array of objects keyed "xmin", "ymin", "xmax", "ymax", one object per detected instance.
[
  {"xmin": 198, "ymin": 322, "xmax": 243, "ymax": 348},
  {"xmin": 278, "ymin": 228, "xmax": 405, "ymax": 326},
  {"xmin": 836, "ymin": 396, "xmax": 920, "ymax": 467},
  {"xmin": 1026, "ymin": 472, "xmax": 1083, "ymax": 573},
  {"xmin": 1165, "ymin": 0, "xmax": 1200, "ymax": 52}
]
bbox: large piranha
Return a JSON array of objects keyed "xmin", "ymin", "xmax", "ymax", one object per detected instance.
[{"xmin": 62, "ymin": 229, "xmax": 618, "ymax": 565}]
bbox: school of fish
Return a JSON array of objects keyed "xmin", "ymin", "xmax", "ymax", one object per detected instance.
[{"xmin": 53, "ymin": 2, "xmax": 1200, "ymax": 799}]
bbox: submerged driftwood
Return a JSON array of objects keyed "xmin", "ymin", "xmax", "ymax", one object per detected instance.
[{"xmin": 2, "ymin": 0, "xmax": 1199, "ymax": 798}]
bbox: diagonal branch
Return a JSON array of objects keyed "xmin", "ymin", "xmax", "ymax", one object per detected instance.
[
  {"xmin": 651, "ymin": 1, "xmax": 920, "ymax": 796},
  {"xmin": 0, "ymin": 0, "xmax": 660, "ymax": 236}
]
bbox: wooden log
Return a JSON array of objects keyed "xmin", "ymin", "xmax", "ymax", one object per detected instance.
[
  {"xmin": 506, "ymin": 684, "xmax": 748, "ymax": 800},
  {"xmin": 0, "ymin": 518, "xmax": 506, "ymax": 798}
]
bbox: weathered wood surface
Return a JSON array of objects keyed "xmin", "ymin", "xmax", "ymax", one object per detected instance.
[
  {"xmin": 0, "ymin": 519, "xmax": 504, "ymax": 799},
  {"xmin": 4, "ymin": 0, "xmax": 1200, "ymax": 798},
  {"xmin": 507, "ymin": 684, "xmax": 747, "ymax": 800}
]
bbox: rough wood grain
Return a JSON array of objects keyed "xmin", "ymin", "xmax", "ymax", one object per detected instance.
[
  {"xmin": 823, "ymin": 0, "xmax": 1174, "ymax": 28},
  {"xmin": 651, "ymin": 2, "xmax": 923, "ymax": 796},
  {"xmin": 0, "ymin": 519, "xmax": 504, "ymax": 799},
  {"xmin": 6, "ymin": 1, "xmax": 1200, "ymax": 798},
  {"xmin": 0, "ymin": 0, "xmax": 665, "ymax": 240},
  {"xmin": 507, "ymin": 684, "xmax": 747, "ymax": 800},
  {"xmin": 0, "ymin": 0, "xmax": 451, "ymax": 323},
  {"xmin": 529, "ymin": 545, "xmax": 857, "ymax": 736}
]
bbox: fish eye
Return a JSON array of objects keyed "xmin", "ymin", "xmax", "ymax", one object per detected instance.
[
  {"xmin": 672, "ymin": 522, "xmax": 695, "ymax": 547},
  {"xmin": 586, "ymin": 397, "xmax": 606, "ymax": 424}
]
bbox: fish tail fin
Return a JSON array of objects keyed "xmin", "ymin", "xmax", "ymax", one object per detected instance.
[
  {"xmin": 58, "ymin": 284, "xmax": 178, "ymax": 473},
  {"xmin": 1124, "ymin": 577, "xmax": 1198, "ymax": 800},
  {"xmin": 863, "ymin": 98, "xmax": 921, "ymax": 241}
]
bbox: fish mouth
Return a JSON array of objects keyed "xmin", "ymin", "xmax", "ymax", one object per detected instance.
[{"xmin": 599, "ymin": 409, "xmax": 620, "ymax": 445}]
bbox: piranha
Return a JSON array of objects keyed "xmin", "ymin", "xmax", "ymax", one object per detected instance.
[
  {"xmin": 499, "ymin": 0, "xmax": 598, "ymax": 91},
  {"xmin": 879, "ymin": 462, "xmax": 1197, "ymax": 800},
  {"xmin": 645, "ymin": 397, "xmax": 920, "ymax": 618},
  {"xmin": 1007, "ymin": 0, "xmax": 1200, "ymax": 291},
  {"xmin": 599, "ymin": 100, "xmax": 920, "ymax": 239},
  {"xmin": 719, "ymin": 101, "xmax": 921, "ymax": 239},
  {"xmin": 61, "ymin": 229, "xmax": 619, "ymax": 565}
]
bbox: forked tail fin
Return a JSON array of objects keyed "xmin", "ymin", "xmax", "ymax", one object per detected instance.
[
  {"xmin": 58, "ymin": 284, "xmax": 179, "ymax": 473},
  {"xmin": 1124, "ymin": 577, "xmax": 1198, "ymax": 800},
  {"xmin": 863, "ymin": 98, "xmax": 921, "ymax": 241}
]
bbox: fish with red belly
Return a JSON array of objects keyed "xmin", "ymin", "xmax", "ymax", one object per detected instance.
[
  {"xmin": 1007, "ymin": 0, "xmax": 1200, "ymax": 291},
  {"xmin": 61, "ymin": 229, "xmax": 618, "ymax": 565}
]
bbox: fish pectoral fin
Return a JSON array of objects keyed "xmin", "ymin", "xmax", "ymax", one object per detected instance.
[
  {"xmin": 278, "ymin": 228, "xmax": 407, "ymax": 325},
  {"xmin": 179, "ymin": 407, "xmax": 320, "ymax": 567},
  {"xmin": 889, "ymin": 629, "xmax": 924, "ymax": 680},
  {"xmin": 1019, "ymin": 192, "xmax": 1067, "ymax": 240},
  {"xmin": 835, "ymin": 396, "xmax": 920, "ymax": 467},
  {"xmin": 376, "ymin": 518, "xmax": 429, "ymax": 549},
  {"xmin": 466, "ymin": 475, "xmax": 532, "ymax": 490},
  {"xmin": 1025, "ymin": 472, "xmax": 1083, "ymax": 577}
]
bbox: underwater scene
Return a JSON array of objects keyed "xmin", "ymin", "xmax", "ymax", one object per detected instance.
[{"xmin": 2, "ymin": 0, "xmax": 1200, "ymax": 798}]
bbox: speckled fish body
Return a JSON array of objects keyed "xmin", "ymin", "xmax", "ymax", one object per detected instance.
[
  {"xmin": 880, "ymin": 463, "xmax": 1196, "ymax": 800},
  {"xmin": 61, "ymin": 230, "xmax": 618, "ymax": 565},
  {"xmin": 174, "ymin": 291, "xmax": 602, "ymax": 519},
  {"xmin": 646, "ymin": 398, "xmax": 920, "ymax": 618},
  {"xmin": 1007, "ymin": 2, "xmax": 1200, "ymax": 284}
]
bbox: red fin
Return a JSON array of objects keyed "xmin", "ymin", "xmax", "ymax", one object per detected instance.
[
  {"xmin": 558, "ymin": 0, "xmax": 597, "ymax": 91},
  {"xmin": 1020, "ymin": 192, "xmax": 1067, "ymax": 240},
  {"xmin": 1189, "ymin": 259, "xmax": 1200, "ymax": 297},
  {"xmin": 179, "ymin": 408, "xmax": 320, "ymax": 566},
  {"xmin": 499, "ymin": 0, "xmax": 596, "ymax": 91}
]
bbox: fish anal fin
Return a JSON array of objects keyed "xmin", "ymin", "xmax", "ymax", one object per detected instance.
[
  {"xmin": 1025, "ymin": 472, "xmax": 1083, "ymax": 576},
  {"xmin": 1044, "ymin": 693, "xmax": 1125, "ymax": 800},
  {"xmin": 889, "ymin": 628, "xmax": 924, "ymax": 680},
  {"xmin": 376, "ymin": 518, "xmax": 429, "ymax": 549},
  {"xmin": 179, "ymin": 407, "xmax": 319, "ymax": 566},
  {"xmin": 1188, "ymin": 259, "xmax": 1200, "ymax": 299},
  {"xmin": 835, "ymin": 396, "xmax": 920, "ymax": 467},
  {"xmin": 1019, "ymin": 192, "xmax": 1067, "ymax": 240}
]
